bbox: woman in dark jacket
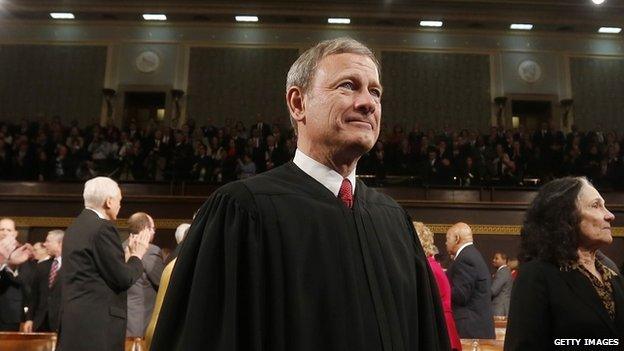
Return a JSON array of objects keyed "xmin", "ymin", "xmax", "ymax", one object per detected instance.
[{"xmin": 505, "ymin": 176, "xmax": 624, "ymax": 350}]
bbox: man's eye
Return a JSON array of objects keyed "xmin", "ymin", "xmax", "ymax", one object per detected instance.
[
  {"xmin": 339, "ymin": 82, "xmax": 355, "ymax": 90},
  {"xmin": 370, "ymin": 89, "xmax": 382, "ymax": 98}
]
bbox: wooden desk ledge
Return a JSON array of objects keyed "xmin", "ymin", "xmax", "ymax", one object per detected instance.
[
  {"xmin": 0, "ymin": 332, "xmax": 57, "ymax": 351},
  {"xmin": 125, "ymin": 337, "xmax": 146, "ymax": 351},
  {"xmin": 461, "ymin": 338, "xmax": 504, "ymax": 351}
]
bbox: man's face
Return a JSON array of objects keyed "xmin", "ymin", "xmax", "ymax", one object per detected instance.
[
  {"xmin": 105, "ymin": 188, "xmax": 122, "ymax": 221},
  {"xmin": 492, "ymin": 253, "xmax": 506, "ymax": 268},
  {"xmin": 445, "ymin": 231, "xmax": 458, "ymax": 256},
  {"xmin": 302, "ymin": 53, "xmax": 382, "ymax": 155},
  {"xmin": 147, "ymin": 216, "xmax": 156, "ymax": 242},
  {"xmin": 0, "ymin": 219, "xmax": 17, "ymax": 241},
  {"xmin": 32, "ymin": 243, "xmax": 48, "ymax": 260},
  {"xmin": 43, "ymin": 235, "xmax": 62, "ymax": 257}
]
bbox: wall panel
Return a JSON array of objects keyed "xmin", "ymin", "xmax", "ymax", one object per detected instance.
[
  {"xmin": 570, "ymin": 57, "xmax": 624, "ymax": 132},
  {"xmin": 381, "ymin": 51, "xmax": 491, "ymax": 130},
  {"xmin": 0, "ymin": 45, "xmax": 107, "ymax": 124},
  {"xmin": 187, "ymin": 47, "xmax": 299, "ymax": 126}
]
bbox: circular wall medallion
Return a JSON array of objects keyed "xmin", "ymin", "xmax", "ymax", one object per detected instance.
[
  {"xmin": 518, "ymin": 60, "xmax": 542, "ymax": 83},
  {"xmin": 135, "ymin": 51, "xmax": 160, "ymax": 73}
]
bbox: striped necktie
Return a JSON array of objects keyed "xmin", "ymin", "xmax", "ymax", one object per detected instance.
[{"xmin": 49, "ymin": 259, "xmax": 59, "ymax": 288}]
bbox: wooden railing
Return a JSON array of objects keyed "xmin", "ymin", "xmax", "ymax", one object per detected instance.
[
  {"xmin": 0, "ymin": 332, "xmax": 57, "ymax": 351},
  {"xmin": 459, "ymin": 317, "xmax": 507, "ymax": 351},
  {"xmin": 0, "ymin": 326, "xmax": 506, "ymax": 350},
  {"xmin": 461, "ymin": 338, "xmax": 504, "ymax": 351},
  {"xmin": 0, "ymin": 333, "xmax": 145, "ymax": 351}
]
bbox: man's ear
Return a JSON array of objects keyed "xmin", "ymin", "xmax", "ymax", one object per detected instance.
[
  {"xmin": 286, "ymin": 86, "xmax": 306, "ymax": 124},
  {"xmin": 103, "ymin": 197, "xmax": 112, "ymax": 210}
]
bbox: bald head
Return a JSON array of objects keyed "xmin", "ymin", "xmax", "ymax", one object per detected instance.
[{"xmin": 445, "ymin": 222, "xmax": 473, "ymax": 256}]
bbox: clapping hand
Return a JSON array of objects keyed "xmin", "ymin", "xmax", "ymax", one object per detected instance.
[
  {"xmin": 11, "ymin": 243, "xmax": 32, "ymax": 265},
  {"xmin": 0, "ymin": 236, "xmax": 17, "ymax": 265},
  {"xmin": 128, "ymin": 228, "xmax": 151, "ymax": 259},
  {"xmin": 0, "ymin": 238, "xmax": 32, "ymax": 266}
]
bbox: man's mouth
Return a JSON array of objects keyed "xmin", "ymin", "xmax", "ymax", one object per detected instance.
[{"xmin": 346, "ymin": 117, "xmax": 373, "ymax": 130}]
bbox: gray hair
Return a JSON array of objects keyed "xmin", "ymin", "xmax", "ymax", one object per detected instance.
[
  {"xmin": 47, "ymin": 229, "xmax": 65, "ymax": 242},
  {"xmin": 175, "ymin": 223, "xmax": 191, "ymax": 244},
  {"xmin": 83, "ymin": 176, "xmax": 119, "ymax": 209},
  {"xmin": 286, "ymin": 37, "xmax": 380, "ymax": 132}
]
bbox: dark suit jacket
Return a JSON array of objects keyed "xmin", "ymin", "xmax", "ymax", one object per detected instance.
[
  {"xmin": 505, "ymin": 259, "xmax": 624, "ymax": 351},
  {"xmin": 447, "ymin": 244, "xmax": 495, "ymax": 338},
  {"xmin": 27, "ymin": 258, "xmax": 62, "ymax": 332},
  {"xmin": 0, "ymin": 267, "xmax": 25, "ymax": 328},
  {"xmin": 58, "ymin": 209, "xmax": 143, "ymax": 351}
]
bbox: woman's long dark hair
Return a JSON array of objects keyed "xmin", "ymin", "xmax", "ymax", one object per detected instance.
[{"xmin": 519, "ymin": 176, "xmax": 587, "ymax": 265}]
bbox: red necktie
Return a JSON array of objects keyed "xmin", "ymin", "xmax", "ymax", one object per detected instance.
[
  {"xmin": 49, "ymin": 259, "xmax": 59, "ymax": 288},
  {"xmin": 338, "ymin": 179, "xmax": 353, "ymax": 208}
]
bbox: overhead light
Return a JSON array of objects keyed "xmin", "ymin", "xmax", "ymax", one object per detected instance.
[
  {"xmin": 592, "ymin": 0, "xmax": 606, "ymax": 5},
  {"xmin": 328, "ymin": 18, "xmax": 351, "ymax": 24},
  {"xmin": 235, "ymin": 15, "xmax": 259, "ymax": 22},
  {"xmin": 598, "ymin": 27, "xmax": 622, "ymax": 33},
  {"xmin": 50, "ymin": 13, "xmax": 75, "ymax": 20},
  {"xmin": 142, "ymin": 14, "xmax": 167, "ymax": 21},
  {"xmin": 420, "ymin": 20, "xmax": 443, "ymax": 28},
  {"xmin": 510, "ymin": 23, "xmax": 533, "ymax": 30}
]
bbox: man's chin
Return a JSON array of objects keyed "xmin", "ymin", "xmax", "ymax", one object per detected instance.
[{"xmin": 345, "ymin": 139, "xmax": 375, "ymax": 155}]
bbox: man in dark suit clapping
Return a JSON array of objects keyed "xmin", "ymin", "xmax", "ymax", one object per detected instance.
[
  {"xmin": 58, "ymin": 177, "xmax": 150, "ymax": 351},
  {"xmin": 23, "ymin": 230, "xmax": 65, "ymax": 333},
  {"xmin": 0, "ymin": 218, "xmax": 32, "ymax": 331}
]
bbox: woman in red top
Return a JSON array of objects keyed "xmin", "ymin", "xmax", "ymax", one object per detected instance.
[{"xmin": 415, "ymin": 222, "xmax": 462, "ymax": 351}]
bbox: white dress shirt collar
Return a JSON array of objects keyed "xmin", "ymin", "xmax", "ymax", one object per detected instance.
[
  {"xmin": 455, "ymin": 242, "xmax": 473, "ymax": 260},
  {"xmin": 86, "ymin": 207, "xmax": 107, "ymax": 220},
  {"xmin": 293, "ymin": 149, "xmax": 356, "ymax": 197}
]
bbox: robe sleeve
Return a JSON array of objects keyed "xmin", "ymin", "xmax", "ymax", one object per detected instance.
[{"xmin": 150, "ymin": 182, "xmax": 264, "ymax": 351}]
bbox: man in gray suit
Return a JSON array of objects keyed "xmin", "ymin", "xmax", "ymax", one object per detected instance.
[
  {"xmin": 491, "ymin": 251, "xmax": 513, "ymax": 317},
  {"xmin": 124, "ymin": 212, "xmax": 165, "ymax": 337}
]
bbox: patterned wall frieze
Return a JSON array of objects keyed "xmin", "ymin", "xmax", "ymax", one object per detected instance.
[
  {"xmin": 15, "ymin": 216, "xmax": 624, "ymax": 237},
  {"xmin": 13, "ymin": 216, "xmax": 191, "ymax": 230},
  {"xmin": 424, "ymin": 223, "xmax": 624, "ymax": 237}
]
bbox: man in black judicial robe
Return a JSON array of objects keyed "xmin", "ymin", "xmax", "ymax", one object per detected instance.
[{"xmin": 151, "ymin": 37, "xmax": 450, "ymax": 351}]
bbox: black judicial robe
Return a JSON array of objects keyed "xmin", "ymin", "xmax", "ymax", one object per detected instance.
[{"xmin": 151, "ymin": 162, "xmax": 450, "ymax": 351}]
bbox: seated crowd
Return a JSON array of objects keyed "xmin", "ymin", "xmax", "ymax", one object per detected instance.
[{"xmin": 0, "ymin": 117, "xmax": 623, "ymax": 188}]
